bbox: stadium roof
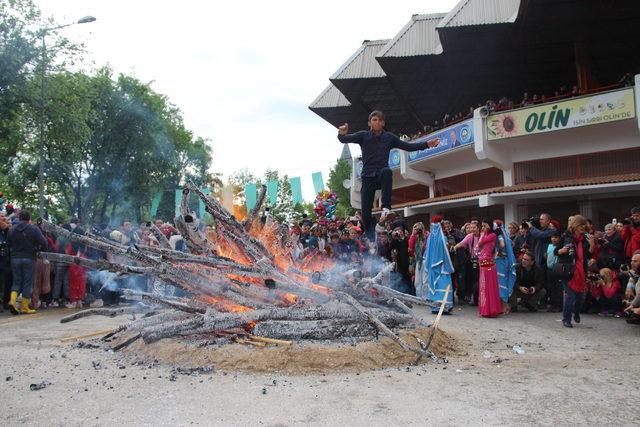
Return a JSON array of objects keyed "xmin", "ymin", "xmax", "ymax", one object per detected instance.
[
  {"xmin": 329, "ymin": 39, "xmax": 420, "ymax": 134},
  {"xmin": 377, "ymin": 13, "xmax": 446, "ymax": 59},
  {"xmin": 310, "ymin": 0, "xmax": 640, "ymax": 134},
  {"xmin": 437, "ymin": 0, "xmax": 520, "ymax": 29}
]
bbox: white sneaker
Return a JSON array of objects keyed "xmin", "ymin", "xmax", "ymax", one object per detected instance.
[
  {"xmin": 379, "ymin": 208, "xmax": 396, "ymax": 225},
  {"xmin": 90, "ymin": 299, "xmax": 104, "ymax": 308},
  {"xmin": 49, "ymin": 301, "xmax": 59, "ymax": 308},
  {"xmin": 65, "ymin": 302, "xmax": 75, "ymax": 309}
]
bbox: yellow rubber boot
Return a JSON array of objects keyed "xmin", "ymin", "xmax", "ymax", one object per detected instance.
[
  {"xmin": 8, "ymin": 291, "xmax": 19, "ymax": 315},
  {"xmin": 20, "ymin": 298, "xmax": 36, "ymax": 314}
]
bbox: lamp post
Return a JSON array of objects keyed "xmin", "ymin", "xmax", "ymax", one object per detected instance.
[{"xmin": 38, "ymin": 15, "xmax": 96, "ymax": 218}]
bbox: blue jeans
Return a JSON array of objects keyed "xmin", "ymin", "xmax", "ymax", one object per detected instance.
[
  {"xmin": 562, "ymin": 282, "xmax": 585, "ymax": 324},
  {"xmin": 11, "ymin": 258, "xmax": 36, "ymax": 299}
]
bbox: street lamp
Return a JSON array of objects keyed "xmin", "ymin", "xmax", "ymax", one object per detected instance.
[{"xmin": 38, "ymin": 16, "xmax": 96, "ymax": 218}]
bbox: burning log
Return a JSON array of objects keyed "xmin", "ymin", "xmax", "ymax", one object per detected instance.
[
  {"xmin": 149, "ymin": 223, "xmax": 172, "ymax": 249},
  {"xmin": 336, "ymin": 292, "xmax": 437, "ymax": 362},
  {"xmin": 38, "ymin": 252, "xmax": 152, "ymax": 276},
  {"xmin": 174, "ymin": 188, "xmax": 213, "ymax": 255},
  {"xmin": 60, "ymin": 305, "xmax": 147, "ymax": 324},
  {"xmin": 122, "ymin": 290, "xmax": 206, "ymax": 315},
  {"xmin": 50, "ymin": 182, "xmax": 452, "ymax": 364},
  {"xmin": 243, "ymin": 184, "xmax": 267, "ymax": 232},
  {"xmin": 112, "ymin": 333, "xmax": 142, "ymax": 351},
  {"xmin": 253, "ymin": 319, "xmax": 380, "ymax": 340}
]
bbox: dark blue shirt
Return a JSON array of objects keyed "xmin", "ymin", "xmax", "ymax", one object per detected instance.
[{"xmin": 338, "ymin": 130, "xmax": 430, "ymax": 178}]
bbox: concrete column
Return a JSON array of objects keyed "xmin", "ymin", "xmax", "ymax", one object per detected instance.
[
  {"xmin": 503, "ymin": 168, "xmax": 514, "ymax": 187},
  {"xmin": 503, "ymin": 200, "xmax": 517, "ymax": 224}
]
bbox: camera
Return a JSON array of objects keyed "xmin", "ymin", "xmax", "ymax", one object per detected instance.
[
  {"xmin": 587, "ymin": 273, "xmax": 602, "ymax": 282},
  {"xmin": 619, "ymin": 264, "xmax": 629, "ymax": 272}
]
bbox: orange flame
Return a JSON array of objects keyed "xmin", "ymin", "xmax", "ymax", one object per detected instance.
[
  {"xmin": 200, "ymin": 295, "xmax": 254, "ymax": 313},
  {"xmin": 282, "ymin": 293, "xmax": 299, "ymax": 305}
]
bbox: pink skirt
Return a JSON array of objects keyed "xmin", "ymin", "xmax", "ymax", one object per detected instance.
[{"xmin": 478, "ymin": 262, "xmax": 502, "ymax": 318}]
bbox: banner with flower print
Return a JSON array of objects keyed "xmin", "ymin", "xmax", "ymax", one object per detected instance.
[{"xmin": 486, "ymin": 87, "xmax": 635, "ymax": 141}]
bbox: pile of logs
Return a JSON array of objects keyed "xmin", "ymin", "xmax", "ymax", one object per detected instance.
[{"xmin": 43, "ymin": 182, "xmax": 442, "ymax": 362}]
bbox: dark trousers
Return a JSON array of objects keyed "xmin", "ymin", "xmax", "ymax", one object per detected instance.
[
  {"xmin": 1, "ymin": 262, "xmax": 12, "ymax": 305},
  {"xmin": 546, "ymin": 273, "xmax": 564, "ymax": 308},
  {"xmin": 11, "ymin": 258, "xmax": 36, "ymax": 299},
  {"xmin": 563, "ymin": 282, "xmax": 585, "ymax": 324},
  {"xmin": 361, "ymin": 168, "xmax": 392, "ymax": 239},
  {"xmin": 463, "ymin": 261, "xmax": 479, "ymax": 302}
]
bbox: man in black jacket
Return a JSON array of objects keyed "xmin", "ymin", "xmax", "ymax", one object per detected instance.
[
  {"xmin": 338, "ymin": 111, "xmax": 439, "ymax": 239},
  {"xmin": 7, "ymin": 210, "xmax": 48, "ymax": 314},
  {"xmin": 510, "ymin": 251, "xmax": 546, "ymax": 312}
]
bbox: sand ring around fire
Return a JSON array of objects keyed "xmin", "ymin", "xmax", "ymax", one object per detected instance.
[{"xmin": 121, "ymin": 328, "xmax": 463, "ymax": 375}]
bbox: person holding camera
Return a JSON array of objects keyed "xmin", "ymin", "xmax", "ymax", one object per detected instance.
[
  {"xmin": 525, "ymin": 214, "xmax": 555, "ymax": 267},
  {"xmin": 597, "ymin": 223, "xmax": 624, "ymax": 269},
  {"xmin": 555, "ymin": 215, "xmax": 594, "ymax": 328},
  {"xmin": 509, "ymin": 251, "xmax": 545, "ymax": 312},
  {"xmin": 338, "ymin": 110, "xmax": 439, "ymax": 240},
  {"xmin": 621, "ymin": 207, "xmax": 640, "ymax": 262},
  {"xmin": 7, "ymin": 210, "xmax": 48, "ymax": 314}
]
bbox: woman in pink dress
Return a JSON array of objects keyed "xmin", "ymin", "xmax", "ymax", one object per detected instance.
[{"xmin": 477, "ymin": 221, "xmax": 502, "ymax": 317}]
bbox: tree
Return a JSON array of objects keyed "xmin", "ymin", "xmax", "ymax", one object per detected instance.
[
  {"xmin": 227, "ymin": 168, "xmax": 259, "ymax": 206},
  {"xmin": 327, "ymin": 158, "xmax": 354, "ymax": 217}
]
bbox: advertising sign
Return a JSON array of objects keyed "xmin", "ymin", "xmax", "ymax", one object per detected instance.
[
  {"xmin": 354, "ymin": 120, "xmax": 474, "ymax": 177},
  {"xmin": 487, "ymin": 88, "xmax": 636, "ymax": 141}
]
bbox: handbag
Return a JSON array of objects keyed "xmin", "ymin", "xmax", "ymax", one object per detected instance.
[{"xmin": 552, "ymin": 260, "xmax": 574, "ymax": 280}]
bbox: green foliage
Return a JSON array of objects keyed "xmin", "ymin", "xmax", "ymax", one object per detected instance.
[
  {"xmin": 327, "ymin": 158, "xmax": 354, "ymax": 218},
  {"xmin": 0, "ymin": 1, "xmax": 216, "ymax": 223}
]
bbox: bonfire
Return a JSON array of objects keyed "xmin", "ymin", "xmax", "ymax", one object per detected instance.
[{"xmin": 41, "ymin": 182, "xmax": 444, "ymax": 362}]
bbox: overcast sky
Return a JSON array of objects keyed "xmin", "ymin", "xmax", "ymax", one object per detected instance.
[{"xmin": 39, "ymin": 0, "xmax": 459, "ymax": 200}]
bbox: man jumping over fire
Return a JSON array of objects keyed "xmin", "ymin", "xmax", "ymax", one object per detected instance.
[{"xmin": 338, "ymin": 110, "xmax": 440, "ymax": 239}]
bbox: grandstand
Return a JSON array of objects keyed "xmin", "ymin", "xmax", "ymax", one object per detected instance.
[{"xmin": 309, "ymin": 0, "xmax": 640, "ymax": 227}]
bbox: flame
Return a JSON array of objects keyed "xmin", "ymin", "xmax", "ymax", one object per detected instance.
[
  {"xmin": 233, "ymin": 203, "xmax": 248, "ymax": 222},
  {"xmin": 310, "ymin": 283, "xmax": 332, "ymax": 295},
  {"xmin": 282, "ymin": 293, "xmax": 299, "ymax": 305},
  {"xmin": 200, "ymin": 295, "xmax": 254, "ymax": 313}
]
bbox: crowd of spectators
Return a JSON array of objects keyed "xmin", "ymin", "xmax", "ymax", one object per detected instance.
[
  {"xmin": 400, "ymin": 77, "xmax": 633, "ymax": 141},
  {"xmin": 2, "ymin": 197, "xmax": 640, "ymax": 328},
  {"xmin": 288, "ymin": 205, "xmax": 640, "ymax": 327},
  {"xmin": 0, "ymin": 205, "xmax": 189, "ymax": 313}
]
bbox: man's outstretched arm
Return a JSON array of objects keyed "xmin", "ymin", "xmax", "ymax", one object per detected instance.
[
  {"xmin": 392, "ymin": 134, "xmax": 440, "ymax": 152},
  {"xmin": 337, "ymin": 123, "xmax": 365, "ymax": 144}
]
